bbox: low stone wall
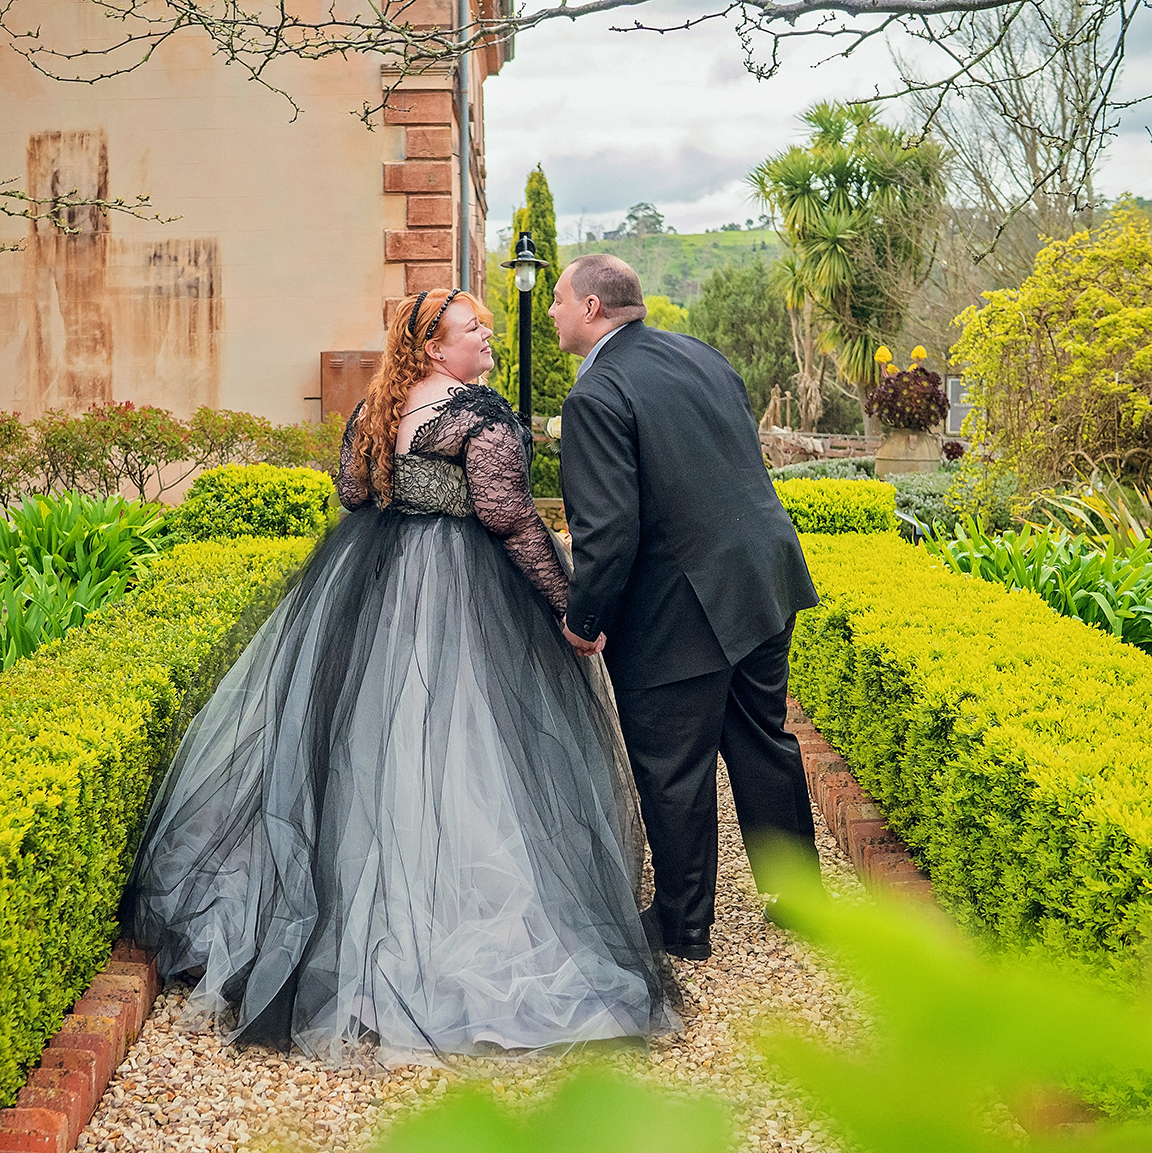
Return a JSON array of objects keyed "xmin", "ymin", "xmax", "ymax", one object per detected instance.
[{"xmin": 533, "ymin": 497, "xmax": 567, "ymax": 534}]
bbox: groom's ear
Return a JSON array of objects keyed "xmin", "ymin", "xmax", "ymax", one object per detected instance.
[{"xmin": 583, "ymin": 294, "xmax": 605, "ymax": 321}]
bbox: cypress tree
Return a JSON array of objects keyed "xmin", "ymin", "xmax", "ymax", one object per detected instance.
[{"xmin": 502, "ymin": 167, "xmax": 576, "ymax": 419}]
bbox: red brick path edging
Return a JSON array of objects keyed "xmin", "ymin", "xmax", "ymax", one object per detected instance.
[
  {"xmin": 0, "ymin": 942, "xmax": 159, "ymax": 1153},
  {"xmin": 788, "ymin": 697, "xmax": 936, "ymax": 903}
]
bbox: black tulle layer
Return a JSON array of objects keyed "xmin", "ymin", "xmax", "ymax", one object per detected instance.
[{"xmin": 126, "ymin": 507, "xmax": 675, "ymax": 1061}]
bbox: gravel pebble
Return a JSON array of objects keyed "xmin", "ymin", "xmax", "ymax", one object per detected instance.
[{"xmin": 81, "ymin": 764, "xmax": 867, "ymax": 1152}]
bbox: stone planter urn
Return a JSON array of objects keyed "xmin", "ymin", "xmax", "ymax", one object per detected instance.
[{"xmin": 875, "ymin": 428, "xmax": 940, "ymax": 479}]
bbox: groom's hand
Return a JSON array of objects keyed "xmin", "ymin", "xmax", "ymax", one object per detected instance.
[{"xmin": 562, "ymin": 617, "xmax": 606, "ymax": 657}]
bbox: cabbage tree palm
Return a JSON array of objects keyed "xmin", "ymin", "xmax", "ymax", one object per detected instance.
[
  {"xmin": 770, "ymin": 251, "xmax": 825, "ymax": 431},
  {"xmin": 750, "ymin": 102, "xmax": 946, "ymax": 433}
]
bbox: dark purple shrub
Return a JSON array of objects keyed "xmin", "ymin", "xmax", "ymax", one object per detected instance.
[{"xmin": 865, "ymin": 366, "xmax": 950, "ymax": 431}]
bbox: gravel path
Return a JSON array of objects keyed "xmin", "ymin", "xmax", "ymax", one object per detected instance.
[{"xmin": 79, "ymin": 766, "xmax": 868, "ymax": 1153}]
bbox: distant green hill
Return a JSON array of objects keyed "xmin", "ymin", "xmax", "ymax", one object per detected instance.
[{"xmin": 555, "ymin": 230, "xmax": 780, "ymax": 306}]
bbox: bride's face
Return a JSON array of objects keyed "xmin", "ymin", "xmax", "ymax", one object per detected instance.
[{"xmin": 428, "ymin": 301, "xmax": 494, "ymax": 381}]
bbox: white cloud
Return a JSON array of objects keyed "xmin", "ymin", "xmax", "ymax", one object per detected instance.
[{"xmin": 483, "ymin": 4, "xmax": 887, "ymax": 243}]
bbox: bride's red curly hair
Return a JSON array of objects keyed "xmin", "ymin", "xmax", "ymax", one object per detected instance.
[{"xmin": 352, "ymin": 288, "xmax": 492, "ymax": 505}]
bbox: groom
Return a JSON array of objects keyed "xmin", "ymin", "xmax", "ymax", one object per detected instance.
[{"xmin": 550, "ymin": 254, "xmax": 820, "ymax": 961}]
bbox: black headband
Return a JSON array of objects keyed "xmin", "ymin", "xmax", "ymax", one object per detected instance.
[
  {"xmin": 423, "ymin": 288, "xmax": 462, "ymax": 343},
  {"xmin": 406, "ymin": 291, "xmax": 430, "ymax": 339}
]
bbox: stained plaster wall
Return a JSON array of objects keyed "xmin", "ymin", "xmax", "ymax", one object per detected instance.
[{"xmin": 0, "ymin": 0, "xmax": 495, "ymax": 427}]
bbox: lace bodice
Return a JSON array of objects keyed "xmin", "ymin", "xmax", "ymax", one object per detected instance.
[
  {"xmin": 337, "ymin": 385, "xmax": 567, "ymax": 615},
  {"xmin": 391, "ymin": 456, "xmax": 474, "ymax": 518}
]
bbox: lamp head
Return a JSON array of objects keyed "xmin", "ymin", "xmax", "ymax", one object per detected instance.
[{"xmin": 500, "ymin": 230, "xmax": 549, "ymax": 294}]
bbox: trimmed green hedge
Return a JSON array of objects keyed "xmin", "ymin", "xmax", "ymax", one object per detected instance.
[
  {"xmin": 169, "ymin": 463, "xmax": 335, "ymax": 541},
  {"xmin": 774, "ymin": 478, "xmax": 896, "ymax": 534},
  {"xmin": 530, "ymin": 450, "xmax": 562, "ymax": 499},
  {"xmin": 0, "ymin": 536, "xmax": 311, "ymax": 1104},
  {"xmin": 791, "ymin": 532, "xmax": 1152, "ymax": 974}
]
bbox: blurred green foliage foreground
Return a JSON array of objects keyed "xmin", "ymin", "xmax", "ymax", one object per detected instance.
[
  {"xmin": 374, "ymin": 843, "xmax": 1152, "ymax": 1153},
  {"xmin": 377, "ymin": 1073, "xmax": 730, "ymax": 1153},
  {"xmin": 759, "ymin": 846, "xmax": 1152, "ymax": 1152}
]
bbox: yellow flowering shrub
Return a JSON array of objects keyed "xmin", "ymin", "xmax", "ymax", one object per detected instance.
[
  {"xmin": 791, "ymin": 532, "xmax": 1152, "ymax": 973},
  {"xmin": 0, "ymin": 536, "xmax": 311, "ymax": 1105},
  {"xmin": 951, "ymin": 201, "xmax": 1152, "ymax": 499}
]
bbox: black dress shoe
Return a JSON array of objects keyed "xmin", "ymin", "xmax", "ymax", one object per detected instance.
[{"xmin": 665, "ymin": 927, "xmax": 711, "ymax": 961}]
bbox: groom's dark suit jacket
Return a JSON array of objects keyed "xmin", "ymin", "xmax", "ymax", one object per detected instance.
[{"xmin": 561, "ymin": 321, "xmax": 819, "ymax": 690}]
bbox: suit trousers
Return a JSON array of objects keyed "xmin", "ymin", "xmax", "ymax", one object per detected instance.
[{"xmin": 613, "ymin": 616, "xmax": 817, "ymax": 944}]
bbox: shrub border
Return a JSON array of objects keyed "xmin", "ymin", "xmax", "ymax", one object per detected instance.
[
  {"xmin": 788, "ymin": 529, "xmax": 1152, "ymax": 976},
  {"xmin": 773, "ymin": 477, "xmax": 898, "ymax": 534},
  {"xmin": 789, "ymin": 697, "xmax": 935, "ymax": 903},
  {"xmin": 0, "ymin": 536, "xmax": 312, "ymax": 1117}
]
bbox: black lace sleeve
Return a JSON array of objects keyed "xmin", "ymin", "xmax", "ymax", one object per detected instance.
[
  {"xmin": 337, "ymin": 401, "xmax": 371, "ymax": 511},
  {"xmin": 461, "ymin": 406, "xmax": 568, "ymax": 617}
]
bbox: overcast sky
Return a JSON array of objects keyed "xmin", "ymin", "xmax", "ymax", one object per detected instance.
[{"xmin": 482, "ymin": 3, "xmax": 1152, "ymax": 247}]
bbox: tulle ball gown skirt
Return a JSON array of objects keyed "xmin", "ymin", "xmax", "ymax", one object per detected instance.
[{"xmin": 126, "ymin": 506, "xmax": 674, "ymax": 1062}]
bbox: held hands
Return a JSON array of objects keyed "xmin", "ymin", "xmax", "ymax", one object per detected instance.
[{"xmin": 562, "ymin": 617, "xmax": 606, "ymax": 657}]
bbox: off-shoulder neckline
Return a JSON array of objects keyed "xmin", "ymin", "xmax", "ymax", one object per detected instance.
[{"xmin": 399, "ymin": 382, "xmax": 512, "ymax": 458}]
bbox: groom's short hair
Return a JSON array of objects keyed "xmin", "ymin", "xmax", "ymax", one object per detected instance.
[{"xmin": 569, "ymin": 254, "xmax": 646, "ymax": 319}]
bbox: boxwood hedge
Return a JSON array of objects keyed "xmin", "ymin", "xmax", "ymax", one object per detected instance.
[
  {"xmin": 0, "ymin": 536, "xmax": 311, "ymax": 1104},
  {"xmin": 773, "ymin": 478, "xmax": 897, "ymax": 534},
  {"xmin": 169, "ymin": 463, "xmax": 335, "ymax": 542},
  {"xmin": 791, "ymin": 532, "xmax": 1152, "ymax": 975}
]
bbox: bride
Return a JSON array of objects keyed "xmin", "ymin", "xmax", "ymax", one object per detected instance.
[{"xmin": 126, "ymin": 287, "xmax": 676, "ymax": 1062}]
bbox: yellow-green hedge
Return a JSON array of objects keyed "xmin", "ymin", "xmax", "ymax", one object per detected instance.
[
  {"xmin": 791, "ymin": 532, "xmax": 1152, "ymax": 974},
  {"xmin": 169, "ymin": 463, "xmax": 335, "ymax": 542},
  {"xmin": 0, "ymin": 536, "xmax": 311, "ymax": 1104},
  {"xmin": 773, "ymin": 477, "xmax": 896, "ymax": 534}
]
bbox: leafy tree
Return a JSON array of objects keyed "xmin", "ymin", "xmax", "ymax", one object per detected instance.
[
  {"xmin": 622, "ymin": 202, "xmax": 664, "ymax": 238},
  {"xmin": 500, "ymin": 167, "xmax": 576, "ymax": 420},
  {"xmin": 750, "ymin": 102, "xmax": 946, "ymax": 433},
  {"xmin": 643, "ymin": 295, "xmax": 688, "ymax": 333},
  {"xmin": 951, "ymin": 201, "xmax": 1152, "ymax": 498},
  {"xmin": 687, "ymin": 260, "xmax": 795, "ymax": 425}
]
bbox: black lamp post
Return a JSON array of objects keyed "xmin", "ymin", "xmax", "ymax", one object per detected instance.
[{"xmin": 500, "ymin": 231, "xmax": 549, "ymax": 423}]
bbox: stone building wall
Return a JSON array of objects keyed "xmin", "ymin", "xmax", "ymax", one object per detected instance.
[{"xmin": 0, "ymin": 0, "xmax": 508, "ymax": 426}]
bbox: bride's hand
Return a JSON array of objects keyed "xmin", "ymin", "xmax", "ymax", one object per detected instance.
[{"xmin": 562, "ymin": 618, "xmax": 606, "ymax": 657}]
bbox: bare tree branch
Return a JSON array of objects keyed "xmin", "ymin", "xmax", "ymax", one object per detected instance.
[
  {"xmin": 0, "ymin": 0, "xmax": 1144, "ymax": 214},
  {"xmin": 0, "ymin": 176, "xmax": 179, "ymax": 252},
  {"xmin": 898, "ymin": 0, "xmax": 1140, "ymax": 359}
]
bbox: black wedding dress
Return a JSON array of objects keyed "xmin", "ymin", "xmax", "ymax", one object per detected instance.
[{"xmin": 126, "ymin": 384, "xmax": 676, "ymax": 1062}]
